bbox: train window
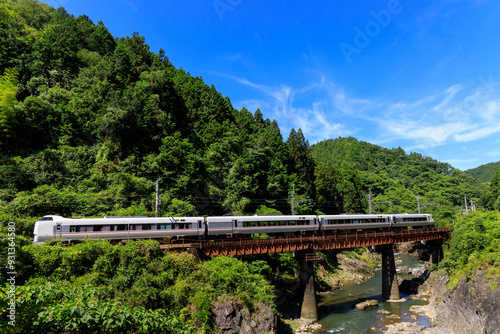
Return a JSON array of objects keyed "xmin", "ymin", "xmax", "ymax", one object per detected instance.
[
  {"xmin": 143, "ymin": 224, "xmax": 151, "ymax": 230},
  {"xmin": 269, "ymin": 221, "xmax": 278, "ymax": 226},
  {"xmin": 116, "ymin": 225, "xmax": 127, "ymax": 231},
  {"xmin": 41, "ymin": 216, "xmax": 53, "ymax": 221},
  {"xmin": 131, "ymin": 225, "xmax": 142, "ymax": 231},
  {"xmin": 70, "ymin": 226, "xmax": 76, "ymax": 232},
  {"xmin": 258, "ymin": 221, "xmax": 267, "ymax": 227},
  {"xmin": 76, "ymin": 226, "xmax": 93, "ymax": 232},
  {"xmin": 158, "ymin": 223, "xmax": 171, "ymax": 230}
]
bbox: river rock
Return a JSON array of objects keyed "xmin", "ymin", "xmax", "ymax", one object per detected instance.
[
  {"xmin": 398, "ymin": 266, "xmax": 412, "ymax": 276},
  {"xmin": 384, "ymin": 322, "xmax": 426, "ymax": 333},
  {"xmin": 355, "ymin": 299, "xmax": 378, "ymax": 310},
  {"xmin": 295, "ymin": 320, "xmax": 324, "ymax": 334}
]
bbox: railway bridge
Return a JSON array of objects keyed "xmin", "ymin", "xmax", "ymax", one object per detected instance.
[{"xmin": 162, "ymin": 227, "xmax": 451, "ymax": 321}]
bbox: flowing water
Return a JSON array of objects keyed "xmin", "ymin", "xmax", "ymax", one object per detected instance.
[{"xmin": 316, "ymin": 254, "xmax": 429, "ymax": 334}]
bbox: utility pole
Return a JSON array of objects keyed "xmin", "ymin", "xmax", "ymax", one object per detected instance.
[
  {"xmin": 464, "ymin": 195, "xmax": 468, "ymax": 214},
  {"xmin": 155, "ymin": 177, "xmax": 161, "ymax": 217},
  {"xmin": 417, "ymin": 194, "xmax": 421, "ymax": 214},
  {"xmin": 368, "ymin": 189, "xmax": 373, "ymax": 214},
  {"xmin": 289, "ymin": 184, "xmax": 296, "ymax": 215}
]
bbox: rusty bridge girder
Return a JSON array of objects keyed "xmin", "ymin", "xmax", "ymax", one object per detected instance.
[{"xmin": 160, "ymin": 228, "xmax": 452, "ymax": 257}]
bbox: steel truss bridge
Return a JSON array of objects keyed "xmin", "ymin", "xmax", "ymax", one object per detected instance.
[{"xmin": 160, "ymin": 227, "xmax": 451, "ymax": 257}]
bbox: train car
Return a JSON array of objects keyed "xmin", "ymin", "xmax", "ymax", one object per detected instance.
[
  {"xmin": 33, "ymin": 215, "xmax": 206, "ymax": 244},
  {"xmin": 319, "ymin": 214, "xmax": 391, "ymax": 231},
  {"xmin": 206, "ymin": 215, "xmax": 318, "ymax": 236},
  {"xmin": 33, "ymin": 213, "xmax": 435, "ymax": 244},
  {"xmin": 392, "ymin": 213, "xmax": 434, "ymax": 228}
]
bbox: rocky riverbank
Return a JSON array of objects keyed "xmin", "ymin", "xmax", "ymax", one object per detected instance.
[
  {"xmin": 316, "ymin": 249, "xmax": 381, "ymax": 290},
  {"xmin": 384, "ymin": 241, "xmax": 500, "ymax": 334},
  {"xmin": 384, "ymin": 270, "xmax": 500, "ymax": 333},
  {"xmin": 407, "ymin": 271, "xmax": 499, "ymax": 334}
]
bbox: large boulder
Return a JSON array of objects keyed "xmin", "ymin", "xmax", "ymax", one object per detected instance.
[
  {"xmin": 426, "ymin": 271, "xmax": 500, "ymax": 334},
  {"xmin": 354, "ymin": 299, "xmax": 378, "ymax": 310},
  {"xmin": 213, "ymin": 297, "xmax": 277, "ymax": 334}
]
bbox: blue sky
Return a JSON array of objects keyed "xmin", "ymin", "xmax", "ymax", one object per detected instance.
[{"xmin": 43, "ymin": 0, "xmax": 500, "ymax": 171}]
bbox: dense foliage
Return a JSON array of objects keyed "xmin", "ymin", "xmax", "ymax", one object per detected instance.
[
  {"xmin": 465, "ymin": 161, "xmax": 500, "ymax": 183},
  {"xmin": 0, "ymin": 238, "xmax": 282, "ymax": 332},
  {"xmin": 0, "ymin": 0, "xmax": 369, "ymax": 239},
  {"xmin": 311, "ymin": 137, "xmax": 489, "ymax": 224},
  {"xmin": 481, "ymin": 167, "xmax": 500, "ymax": 211},
  {"xmin": 439, "ymin": 210, "xmax": 500, "ymax": 288}
]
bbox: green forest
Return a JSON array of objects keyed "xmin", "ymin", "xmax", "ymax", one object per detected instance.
[
  {"xmin": 1, "ymin": 0, "xmax": 500, "ymax": 333},
  {"xmin": 465, "ymin": 161, "xmax": 500, "ymax": 183}
]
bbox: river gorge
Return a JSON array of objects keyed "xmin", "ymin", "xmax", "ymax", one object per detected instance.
[{"xmin": 281, "ymin": 243, "xmax": 500, "ymax": 334}]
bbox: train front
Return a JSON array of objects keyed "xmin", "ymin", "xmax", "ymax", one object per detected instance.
[{"xmin": 33, "ymin": 216, "xmax": 61, "ymax": 244}]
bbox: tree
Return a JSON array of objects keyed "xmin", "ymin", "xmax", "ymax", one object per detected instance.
[
  {"xmin": 0, "ymin": 67, "xmax": 18, "ymax": 147},
  {"xmin": 286, "ymin": 128, "xmax": 316, "ymax": 199},
  {"xmin": 490, "ymin": 168, "xmax": 500, "ymax": 210},
  {"xmin": 314, "ymin": 162, "xmax": 341, "ymax": 214}
]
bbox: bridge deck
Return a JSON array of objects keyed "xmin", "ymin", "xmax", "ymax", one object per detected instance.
[{"xmin": 160, "ymin": 227, "xmax": 451, "ymax": 257}]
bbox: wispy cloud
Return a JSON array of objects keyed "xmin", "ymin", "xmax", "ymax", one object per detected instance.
[
  {"xmin": 218, "ymin": 74, "xmax": 352, "ymax": 142},
  {"xmin": 329, "ymin": 75, "xmax": 500, "ymax": 154},
  {"xmin": 220, "ymin": 72, "xmax": 500, "ymax": 157}
]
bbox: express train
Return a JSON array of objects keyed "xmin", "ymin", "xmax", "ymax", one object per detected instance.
[{"xmin": 33, "ymin": 213, "xmax": 434, "ymax": 244}]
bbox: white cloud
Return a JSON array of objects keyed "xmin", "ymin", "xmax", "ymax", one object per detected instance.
[
  {"xmin": 226, "ymin": 75, "xmax": 351, "ymax": 142},
  {"xmin": 332, "ymin": 79, "xmax": 500, "ymax": 152},
  {"xmin": 223, "ymin": 72, "xmax": 500, "ymax": 155}
]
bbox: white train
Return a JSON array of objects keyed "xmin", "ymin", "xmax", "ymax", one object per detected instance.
[{"xmin": 33, "ymin": 213, "xmax": 435, "ymax": 244}]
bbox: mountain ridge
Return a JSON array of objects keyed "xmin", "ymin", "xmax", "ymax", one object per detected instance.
[{"xmin": 465, "ymin": 161, "xmax": 500, "ymax": 183}]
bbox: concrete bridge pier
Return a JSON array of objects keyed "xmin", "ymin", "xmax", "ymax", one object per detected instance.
[
  {"xmin": 298, "ymin": 252, "xmax": 318, "ymax": 321},
  {"xmin": 377, "ymin": 244, "xmax": 400, "ymax": 301},
  {"xmin": 427, "ymin": 239, "xmax": 444, "ymax": 265}
]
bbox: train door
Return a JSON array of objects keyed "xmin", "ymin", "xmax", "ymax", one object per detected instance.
[
  {"xmin": 233, "ymin": 220, "xmax": 241, "ymax": 234},
  {"xmin": 56, "ymin": 223, "xmax": 62, "ymax": 238}
]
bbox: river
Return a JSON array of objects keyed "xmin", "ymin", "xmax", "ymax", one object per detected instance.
[{"xmin": 316, "ymin": 254, "xmax": 430, "ymax": 333}]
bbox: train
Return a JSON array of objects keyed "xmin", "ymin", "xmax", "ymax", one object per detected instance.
[{"xmin": 33, "ymin": 213, "xmax": 435, "ymax": 244}]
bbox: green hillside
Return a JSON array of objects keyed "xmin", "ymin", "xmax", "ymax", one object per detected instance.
[
  {"xmin": 1, "ymin": 1, "xmax": 499, "ymax": 333},
  {"xmin": 465, "ymin": 161, "xmax": 500, "ymax": 183},
  {"xmin": 0, "ymin": 0, "xmax": 311, "ymax": 225},
  {"xmin": 311, "ymin": 137, "xmax": 488, "ymax": 221}
]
